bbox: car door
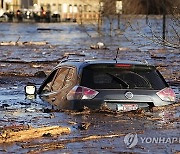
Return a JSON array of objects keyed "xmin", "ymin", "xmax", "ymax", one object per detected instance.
[{"xmin": 40, "ymin": 66, "xmax": 77, "ymax": 109}]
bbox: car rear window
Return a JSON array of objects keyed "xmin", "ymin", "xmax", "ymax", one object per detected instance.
[{"xmin": 80, "ymin": 64, "xmax": 167, "ymax": 90}]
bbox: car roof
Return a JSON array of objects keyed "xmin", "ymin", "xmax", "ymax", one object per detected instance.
[{"xmin": 55, "ymin": 59, "xmax": 153, "ymax": 69}]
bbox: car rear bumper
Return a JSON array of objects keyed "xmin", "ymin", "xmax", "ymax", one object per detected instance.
[{"xmin": 69, "ymin": 99, "xmax": 152, "ymax": 111}]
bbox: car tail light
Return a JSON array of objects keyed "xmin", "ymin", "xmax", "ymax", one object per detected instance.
[
  {"xmin": 115, "ymin": 64, "xmax": 132, "ymax": 68},
  {"xmin": 67, "ymin": 86, "xmax": 99, "ymax": 100},
  {"xmin": 156, "ymin": 87, "xmax": 176, "ymax": 102}
]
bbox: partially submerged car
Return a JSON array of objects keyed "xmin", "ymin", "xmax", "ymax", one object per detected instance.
[{"xmin": 26, "ymin": 55, "xmax": 176, "ymax": 112}]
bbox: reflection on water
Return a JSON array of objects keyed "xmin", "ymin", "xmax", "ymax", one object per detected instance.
[
  {"xmin": 152, "ymin": 106, "xmax": 180, "ymax": 129},
  {"xmin": 0, "ymin": 21, "xmax": 172, "ymax": 51},
  {"xmin": 0, "ymin": 23, "xmax": 88, "ymax": 49}
]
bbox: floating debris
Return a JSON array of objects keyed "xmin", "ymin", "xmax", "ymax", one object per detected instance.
[
  {"xmin": 0, "ymin": 41, "xmax": 48, "ymax": 46},
  {"xmin": 37, "ymin": 28, "xmax": 63, "ymax": 31},
  {"xmin": 0, "ymin": 126, "xmax": 71, "ymax": 144},
  {"xmin": 78, "ymin": 122, "xmax": 91, "ymax": 130},
  {"xmin": 151, "ymin": 54, "xmax": 166, "ymax": 59},
  {"xmin": 90, "ymin": 42, "xmax": 108, "ymax": 49},
  {"xmin": 34, "ymin": 71, "xmax": 47, "ymax": 78}
]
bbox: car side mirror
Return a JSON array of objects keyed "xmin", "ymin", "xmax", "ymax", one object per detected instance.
[{"xmin": 25, "ymin": 83, "xmax": 37, "ymax": 99}]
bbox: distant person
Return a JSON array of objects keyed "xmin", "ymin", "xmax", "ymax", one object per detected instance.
[{"xmin": 16, "ymin": 10, "xmax": 23, "ymax": 22}]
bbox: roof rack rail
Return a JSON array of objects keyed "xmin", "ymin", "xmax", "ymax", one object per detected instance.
[
  {"xmin": 60, "ymin": 52, "xmax": 86, "ymax": 63},
  {"xmin": 63, "ymin": 52, "xmax": 86, "ymax": 57}
]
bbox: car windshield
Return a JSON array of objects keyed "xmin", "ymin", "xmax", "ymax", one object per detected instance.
[{"xmin": 80, "ymin": 64, "xmax": 167, "ymax": 90}]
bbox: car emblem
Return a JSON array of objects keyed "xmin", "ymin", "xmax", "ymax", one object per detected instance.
[{"xmin": 125, "ymin": 92, "xmax": 133, "ymax": 99}]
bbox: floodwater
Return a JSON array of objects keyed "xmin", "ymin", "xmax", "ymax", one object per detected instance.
[{"xmin": 0, "ymin": 20, "xmax": 180, "ymax": 153}]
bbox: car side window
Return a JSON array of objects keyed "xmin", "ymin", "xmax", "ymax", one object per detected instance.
[
  {"xmin": 40, "ymin": 67, "xmax": 76, "ymax": 94},
  {"xmin": 63, "ymin": 68, "xmax": 76, "ymax": 88},
  {"xmin": 40, "ymin": 69, "xmax": 58, "ymax": 93},
  {"xmin": 51, "ymin": 67, "xmax": 69, "ymax": 92}
]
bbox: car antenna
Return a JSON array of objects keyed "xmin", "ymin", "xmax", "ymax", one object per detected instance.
[{"xmin": 114, "ymin": 48, "xmax": 119, "ymax": 63}]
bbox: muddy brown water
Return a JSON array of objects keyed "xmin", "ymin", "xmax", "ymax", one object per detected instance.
[
  {"xmin": 0, "ymin": 80, "xmax": 179, "ymax": 153},
  {"xmin": 0, "ymin": 56, "xmax": 179, "ymax": 153}
]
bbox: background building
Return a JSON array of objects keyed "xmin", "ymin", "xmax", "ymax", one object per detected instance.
[
  {"xmin": 21, "ymin": 0, "xmax": 33, "ymax": 9},
  {"xmin": 1, "ymin": 0, "xmax": 179, "ymax": 21},
  {"xmin": 34, "ymin": 0, "xmax": 100, "ymax": 21},
  {"xmin": 0, "ymin": 0, "xmax": 21, "ymax": 12}
]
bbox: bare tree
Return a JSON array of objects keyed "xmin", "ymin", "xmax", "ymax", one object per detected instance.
[
  {"xmin": 121, "ymin": 0, "xmax": 180, "ymax": 49},
  {"xmin": 77, "ymin": 0, "xmax": 179, "ymax": 49}
]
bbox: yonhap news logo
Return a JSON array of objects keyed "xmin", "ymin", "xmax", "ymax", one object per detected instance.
[
  {"xmin": 124, "ymin": 133, "xmax": 138, "ymax": 148},
  {"xmin": 124, "ymin": 133, "xmax": 180, "ymax": 148}
]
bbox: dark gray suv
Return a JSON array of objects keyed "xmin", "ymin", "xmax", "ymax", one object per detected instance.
[{"xmin": 37, "ymin": 59, "xmax": 176, "ymax": 112}]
